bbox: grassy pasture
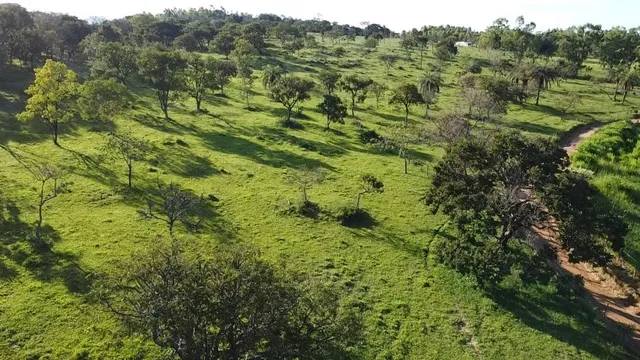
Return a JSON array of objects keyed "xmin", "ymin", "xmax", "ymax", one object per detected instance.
[{"xmin": 0, "ymin": 36, "xmax": 637, "ymax": 359}]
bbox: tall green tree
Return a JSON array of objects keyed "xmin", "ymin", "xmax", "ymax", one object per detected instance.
[
  {"xmin": 268, "ymin": 76, "xmax": 315, "ymax": 123},
  {"xmin": 78, "ymin": 78, "xmax": 131, "ymax": 123},
  {"xmin": 424, "ymin": 132, "xmax": 626, "ymax": 285},
  {"xmin": 17, "ymin": 60, "xmax": 78, "ymax": 146},
  {"xmin": 317, "ymin": 94, "xmax": 347, "ymax": 131},
  {"xmin": 184, "ymin": 54, "xmax": 220, "ymax": 112},
  {"xmin": 97, "ymin": 243, "xmax": 363, "ymax": 360},
  {"xmin": 137, "ymin": 48, "xmax": 186, "ymax": 119}
]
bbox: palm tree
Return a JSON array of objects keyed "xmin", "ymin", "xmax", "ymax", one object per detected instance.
[
  {"xmin": 260, "ymin": 65, "xmax": 283, "ymax": 89},
  {"xmin": 417, "ymin": 72, "xmax": 443, "ymax": 118},
  {"xmin": 530, "ymin": 65, "xmax": 559, "ymax": 106},
  {"xmin": 510, "ymin": 62, "xmax": 534, "ymax": 93},
  {"xmin": 621, "ymin": 70, "xmax": 640, "ymax": 104}
]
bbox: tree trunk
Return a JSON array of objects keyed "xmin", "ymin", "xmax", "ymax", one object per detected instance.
[
  {"xmin": 302, "ymin": 186, "xmax": 307, "ymax": 202},
  {"xmin": 326, "ymin": 116, "xmax": 331, "ymax": 131},
  {"xmin": 286, "ymin": 106, "xmax": 292, "ymax": 121},
  {"xmin": 420, "ymin": 52, "xmax": 424, "ymax": 69},
  {"xmin": 356, "ymin": 193, "xmax": 363, "ymax": 210},
  {"xmin": 196, "ymin": 98, "xmax": 202, "ymax": 112},
  {"xmin": 53, "ymin": 120, "xmax": 59, "ymax": 146},
  {"xmin": 614, "ymin": 81, "xmax": 619, "ymax": 101},
  {"xmin": 404, "ymin": 105, "xmax": 409, "ymax": 124},
  {"xmin": 128, "ymin": 161, "xmax": 133, "ymax": 188},
  {"xmin": 351, "ymin": 95, "xmax": 356, "ymax": 117},
  {"xmin": 36, "ymin": 182, "xmax": 45, "ymax": 239},
  {"xmin": 536, "ymin": 88, "xmax": 541, "ymax": 106},
  {"xmin": 404, "ymin": 156, "xmax": 408, "ymax": 174}
]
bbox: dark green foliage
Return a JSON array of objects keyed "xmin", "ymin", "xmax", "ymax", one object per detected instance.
[
  {"xmin": 359, "ymin": 129, "xmax": 382, "ymax": 144},
  {"xmin": 317, "ymin": 94, "xmax": 347, "ymax": 130},
  {"xmin": 96, "ymin": 243, "xmax": 363, "ymax": 360},
  {"xmin": 541, "ymin": 171, "xmax": 627, "ymax": 266},
  {"xmin": 389, "ymin": 83, "xmax": 424, "ymax": 123},
  {"xmin": 317, "ymin": 69, "xmax": 341, "ymax": 95},
  {"xmin": 137, "ymin": 48, "xmax": 187, "ymax": 119},
  {"xmin": 425, "ymin": 131, "xmax": 626, "ymax": 285},
  {"xmin": 268, "ymin": 76, "xmax": 314, "ymax": 122}
]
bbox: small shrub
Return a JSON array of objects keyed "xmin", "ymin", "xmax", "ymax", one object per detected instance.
[
  {"xmin": 278, "ymin": 118, "xmax": 304, "ymax": 130},
  {"xmin": 360, "ymin": 129, "xmax": 382, "ymax": 144},
  {"xmin": 298, "ymin": 200, "xmax": 321, "ymax": 218}
]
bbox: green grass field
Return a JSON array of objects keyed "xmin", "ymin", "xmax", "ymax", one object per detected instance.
[{"xmin": 0, "ymin": 37, "xmax": 638, "ymax": 359}]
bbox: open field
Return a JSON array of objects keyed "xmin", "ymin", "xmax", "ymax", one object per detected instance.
[{"xmin": 1, "ymin": 35, "xmax": 639, "ymax": 359}]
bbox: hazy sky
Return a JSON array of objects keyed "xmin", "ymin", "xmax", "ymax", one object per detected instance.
[{"xmin": 13, "ymin": 0, "xmax": 640, "ymax": 31}]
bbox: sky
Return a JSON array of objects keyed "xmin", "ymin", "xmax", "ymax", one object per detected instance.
[{"xmin": 13, "ymin": 0, "xmax": 640, "ymax": 32}]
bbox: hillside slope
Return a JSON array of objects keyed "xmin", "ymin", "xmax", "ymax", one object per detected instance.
[{"xmin": 0, "ymin": 38, "xmax": 637, "ymax": 359}]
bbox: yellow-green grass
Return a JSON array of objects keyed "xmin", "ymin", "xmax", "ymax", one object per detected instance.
[{"xmin": 0, "ymin": 37, "xmax": 636, "ymax": 359}]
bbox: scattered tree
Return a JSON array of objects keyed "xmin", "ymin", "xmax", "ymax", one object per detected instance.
[
  {"xmin": 317, "ymin": 69, "xmax": 341, "ymax": 95},
  {"xmin": 89, "ymin": 42, "xmax": 138, "ymax": 85},
  {"xmin": 417, "ymin": 72, "xmax": 443, "ymax": 118},
  {"xmin": 379, "ymin": 54, "xmax": 399, "ymax": 74},
  {"xmin": 389, "ymin": 84, "xmax": 424, "ymax": 123},
  {"xmin": 210, "ymin": 30, "xmax": 235, "ymax": 58},
  {"xmin": 363, "ymin": 37, "xmax": 379, "ymax": 50},
  {"xmin": 370, "ymin": 82, "xmax": 388, "ymax": 109},
  {"xmin": 317, "ymin": 94, "xmax": 348, "ymax": 130},
  {"xmin": 424, "ymin": 132, "xmax": 626, "ymax": 285},
  {"xmin": 340, "ymin": 75, "xmax": 373, "ymax": 117},
  {"xmin": 356, "ymin": 174, "xmax": 384, "ymax": 210},
  {"xmin": 558, "ymin": 93, "xmax": 582, "ymax": 119},
  {"xmin": 260, "ymin": 64, "xmax": 284, "ymax": 89},
  {"xmin": 97, "ymin": 243, "xmax": 363, "ymax": 360},
  {"xmin": 212, "ymin": 60, "xmax": 237, "ymax": 94},
  {"xmin": 381, "ymin": 123, "xmax": 425, "ymax": 174},
  {"xmin": 184, "ymin": 54, "xmax": 219, "ymax": 111},
  {"xmin": 33, "ymin": 164, "xmax": 67, "ymax": 240},
  {"xmin": 137, "ymin": 48, "xmax": 186, "ymax": 119},
  {"xmin": 286, "ymin": 166, "xmax": 325, "ymax": 204},
  {"xmin": 105, "ymin": 131, "xmax": 149, "ymax": 188},
  {"xmin": 77, "ymin": 78, "xmax": 131, "ymax": 123},
  {"xmin": 268, "ymin": 76, "xmax": 315, "ymax": 123},
  {"xmin": 140, "ymin": 181, "xmax": 205, "ymax": 237},
  {"xmin": 17, "ymin": 60, "xmax": 78, "ymax": 146}
]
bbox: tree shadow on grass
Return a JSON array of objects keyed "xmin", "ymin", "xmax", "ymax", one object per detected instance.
[
  {"xmin": 257, "ymin": 127, "xmax": 348, "ymax": 157},
  {"xmin": 0, "ymin": 194, "xmax": 93, "ymax": 293},
  {"xmin": 506, "ymin": 121, "xmax": 564, "ymax": 137},
  {"xmin": 198, "ymin": 131, "xmax": 337, "ymax": 171},
  {"xmin": 489, "ymin": 286, "xmax": 635, "ymax": 360},
  {"xmin": 132, "ymin": 112, "xmax": 200, "ymax": 136},
  {"xmin": 153, "ymin": 142, "xmax": 220, "ymax": 178}
]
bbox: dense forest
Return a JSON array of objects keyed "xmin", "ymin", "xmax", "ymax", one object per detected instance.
[{"xmin": 1, "ymin": 3, "xmax": 640, "ymax": 359}]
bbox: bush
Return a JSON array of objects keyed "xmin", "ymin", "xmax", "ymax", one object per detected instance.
[
  {"xmin": 465, "ymin": 60, "xmax": 482, "ymax": 74},
  {"xmin": 297, "ymin": 200, "xmax": 321, "ymax": 218},
  {"xmin": 359, "ymin": 129, "xmax": 382, "ymax": 144},
  {"xmin": 337, "ymin": 207, "xmax": 375, "ymax": 228},
  {"xmin": 278, "ymin": 118, "xmax": 304, "ymax": 130}
]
